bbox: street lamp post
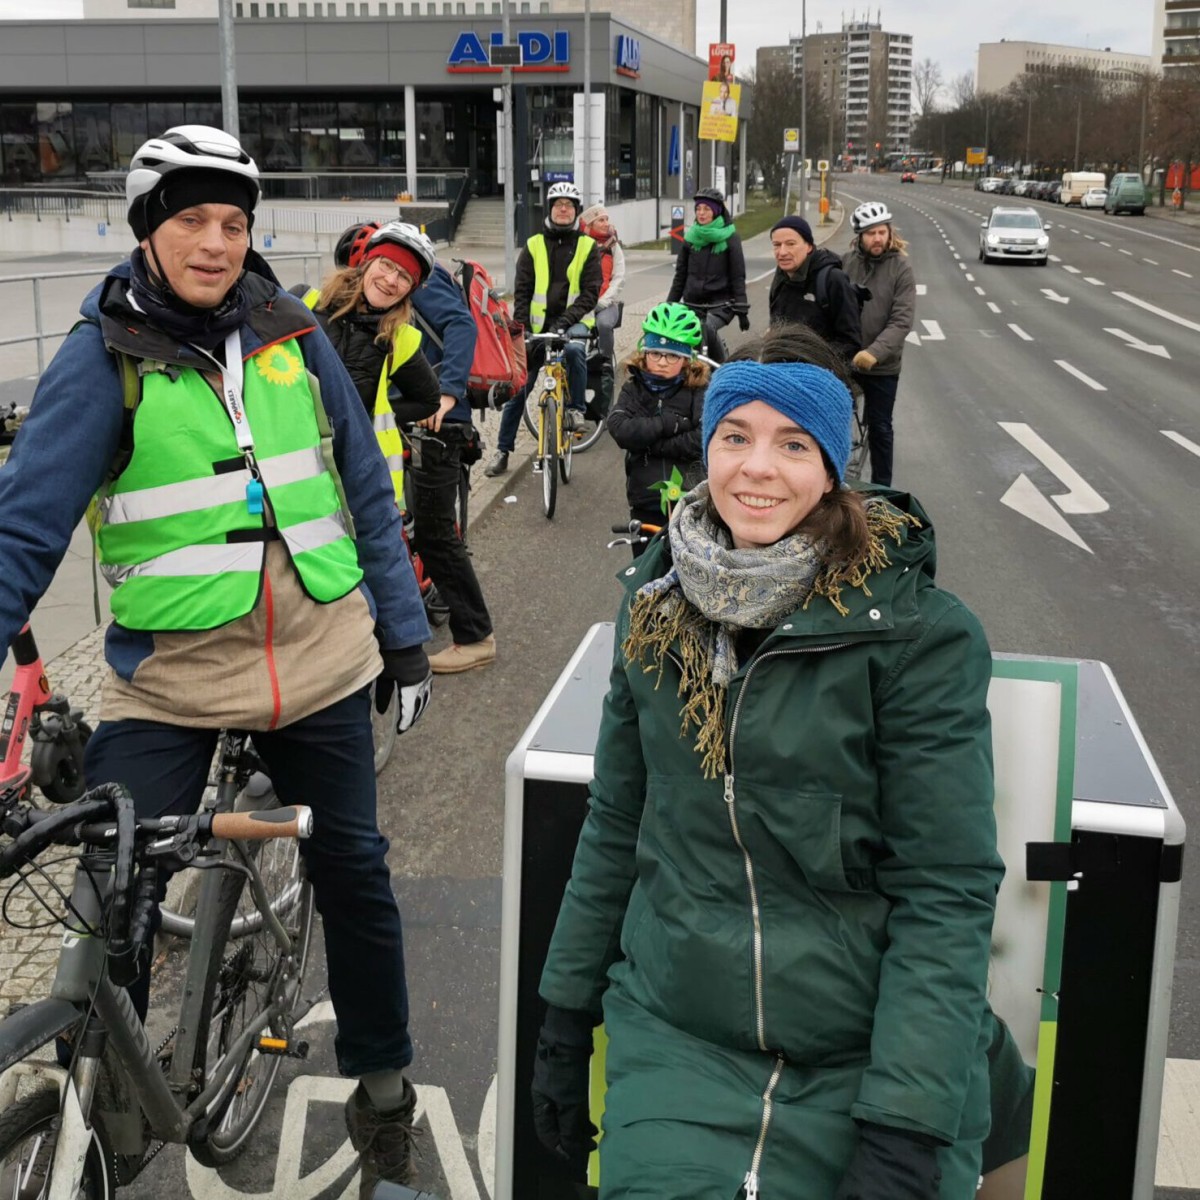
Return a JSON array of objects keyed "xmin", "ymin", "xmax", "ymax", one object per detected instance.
[
  {"xmin": 1073, "ymin": 96, "xmax": 1082, "ymax": 171},
  {"xmin": 798, "ymin": 0, "xmax": 807, "ymax": 218},
  {"xmin": 1024, "ymin": 91, "xmax": 1032, "ymax": 173}
]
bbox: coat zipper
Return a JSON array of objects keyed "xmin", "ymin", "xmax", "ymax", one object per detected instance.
[{"xmin": 723, "ymin": 641, "xmax": 851, "ymax": 1197}]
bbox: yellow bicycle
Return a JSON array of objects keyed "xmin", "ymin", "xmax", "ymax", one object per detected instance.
[{"xmin": 526, "ymin": 331, "xmax": 586, "ymax": 519}]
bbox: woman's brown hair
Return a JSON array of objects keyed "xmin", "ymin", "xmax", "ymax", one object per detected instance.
[
  {"xmin": 316, "ymin": 263, "xmax": 414, "ymax": 348},
  {"xmin": 725, "ymin": 324, "xmax": 871, "ymax": 566},
  {"xmin": 624, "ymin": 349, "xmax": 711, "ymax": 388}
]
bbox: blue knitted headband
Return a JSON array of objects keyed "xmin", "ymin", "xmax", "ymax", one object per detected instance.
[{"xmin": 701, "ymin": 360, "xmax": 853, "ymax": 481}]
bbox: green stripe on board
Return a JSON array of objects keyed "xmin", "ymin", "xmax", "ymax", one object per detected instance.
[{"xmin": 1025, "ymin": 1020, "xmax": 1059, "ymax": 1199}]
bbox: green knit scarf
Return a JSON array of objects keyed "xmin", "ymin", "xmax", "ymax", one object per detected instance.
[{"xmin": 684, "ymin": 215, "xmax": 737, "ymax": 253}]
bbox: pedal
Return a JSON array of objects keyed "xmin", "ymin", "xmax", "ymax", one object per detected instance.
[{"xmin": 256, "ymin": 1035, "xmax": 309, "ymax": 1059}]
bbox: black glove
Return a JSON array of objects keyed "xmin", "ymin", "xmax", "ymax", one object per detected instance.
[
  {"xmin": 834, "ymin": 1123, "xmax": 942, "ymax": 1200},
  {"xmin": 530, "ymin": 1005, "xmax": 597, "ymax": 1171},
  {"xmin": 375, "ymin": 646, "xmax": 433, "ymax": 734},
  {"xmin": 737, "ymin": 312, "xmax": 751, "ymax": 333}
]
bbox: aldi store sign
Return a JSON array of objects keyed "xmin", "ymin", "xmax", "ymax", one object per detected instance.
[
  {"xmin": 615, "ymin": 35, "xmax": 641, "ymax": 78},
  {"xmin": 448, "ymin": 30, "xmax": 570, "ymax": 73}
]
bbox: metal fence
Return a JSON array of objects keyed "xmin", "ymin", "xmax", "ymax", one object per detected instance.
[{"xmin": 0, "ymin": 253, "xmax": 323, "ymax": 377}]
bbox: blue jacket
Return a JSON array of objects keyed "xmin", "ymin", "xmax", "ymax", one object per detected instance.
[
  {"xmin": 410, "ymin": 262, "xmax": 478, "ymax": 422},
  {"xmin": 0, "ymin": 262, "xmax": 430, "ymax": 666}
]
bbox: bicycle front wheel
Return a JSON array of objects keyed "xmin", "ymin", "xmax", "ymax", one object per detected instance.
[
  {"xmin": 189, "ymin": 841, "xmax": 315, "ymax": 1165},
  {"xmin": 522, "ymin": 373, "xmax": 543, "ymax": 439},
  {"xmin": 844, "ymin": 390, "xmax": 868, "ymax": 483},
  {"xmin": 559, "ymin": 408, "xmax": 574, "ymax": 485},
  {"xmin": 541, "ymin": 399, "xmax": 558, "ymax": 519},
  {"xmin": 372, "ymin": 688, "xmax": 398, "ymax": 776},
  {"xmin": 0, "ymin": 1086, "xmax": 114, "ymax": 1200}
]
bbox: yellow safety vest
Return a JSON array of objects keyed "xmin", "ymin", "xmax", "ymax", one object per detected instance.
[
  {"xmin": 526, "ymin": 235, "xmax": 597, "ymax": 333},
  {"xmin": 302, "ymin": 288, "xmax": 422, "ymax": 506}
]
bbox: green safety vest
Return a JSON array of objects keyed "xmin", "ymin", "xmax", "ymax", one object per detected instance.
[
  {"xmin": 92, "ymin": 338, "xmax": 363, "ymax": 632},
  {"xmin": 302, "ymin": 287, "xmax": 422, "ymax": 506},
  {"xmin": 527, "ymin": 234, "xmax": 596, "ymax": 333}
]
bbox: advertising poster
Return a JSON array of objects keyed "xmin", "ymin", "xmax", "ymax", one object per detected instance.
[
  {"xmin": 708, "ymin": 41, "xmax": 736, "ymax": 82},
  {"xmin": 699, "ymin": 80, "xmax": 741, "ymax": 142}
]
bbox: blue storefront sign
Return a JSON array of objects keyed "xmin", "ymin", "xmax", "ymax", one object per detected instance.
[
  {"xmin": 668, "ymin": 125, "xmax": 681, "ymax": 176},
  {"xmin": 543, "ymin": 171, "xmax": 575, "ymax": 183},
  {"xmin": 447, "ymin": 29, "xmax": 571, "ymax": 73},
  {"xmin": 615, "ymin": 35, "xmax": 641, "ymax": 78}
]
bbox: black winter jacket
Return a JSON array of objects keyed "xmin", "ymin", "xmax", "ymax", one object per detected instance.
[
  {"xmin": 768, "ymin": 247, "xmax": 863, "ymax": 363},
  {"xmin": 315, "ymin": 308, "xmax": 441, "ymax": 426},
  {"xmin": 513, "ymin": 226, "xmax": 602, "ymax": 331},
  {"xmin": 667, "ymin": 234, "xmax": 748, "ymax": 312},
  {"xmin": 607, "ymin": 369, "xmax": 707, "ymax": 510}
]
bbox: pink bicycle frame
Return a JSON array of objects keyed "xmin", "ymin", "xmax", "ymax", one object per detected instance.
[{"xmin": 0, "ymin": 624, "xmax": 50, "ymax": 789}]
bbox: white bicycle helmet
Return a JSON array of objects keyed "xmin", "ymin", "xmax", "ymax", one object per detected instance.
[
  {"xmin": 127, "ymin": 126, "xmax": 260, "ymax": 234},
  {"xmin": 363, "ymin": 220, "xmax": 437, "ymax": 286},
  {"xmin": 546, "ymin": 181, "xmax": 582, "ymax": 207},
  {"xmin": 851, "ymin": 201, "xmax": 893, "ymax": 233}
]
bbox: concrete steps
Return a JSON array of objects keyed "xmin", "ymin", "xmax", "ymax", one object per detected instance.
[{"xmin": 454, "ymin": 197, "xmax": 507, "ymax": 247}]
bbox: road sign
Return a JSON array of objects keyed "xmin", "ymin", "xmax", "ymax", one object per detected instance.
[
  {"xmin": 783, "ymin": 128, "xmax": 800, "ymax": 153},
  {"xmin": 671, "ymin": 205, "xmax": 684, "ymax": 221},
  {"xmin": 817, "ymin": 159, "xmax": 830, "ymax": 172},
  {"xmin": 489, "ymin": 43, "xmax": 522, "ymax": 66}
]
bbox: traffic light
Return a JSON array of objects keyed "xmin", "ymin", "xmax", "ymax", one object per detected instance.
[
  {"xmin": 847, "ymin": 140, "xmax": 854, "ymax": 150},
  {"xmin": 875, "ymin": 141, "xmax": 881, "ymax": 150}
]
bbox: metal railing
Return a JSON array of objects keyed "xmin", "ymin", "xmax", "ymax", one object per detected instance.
[{"xmin": 0, "ymin": 253, "xmax": 323, "ymax": 377}]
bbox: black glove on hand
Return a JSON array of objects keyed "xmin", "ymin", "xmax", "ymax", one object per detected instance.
[
  {"xmin": 530, "ymin": 1005, "xmax": 597, "ymax": 1171},
  {"xmin": 737, "ymin": 311, "xmax": 752, "ymax": 333},
  {"xmin": 375, "ymin": 646, "xmax": 433, "ymax": 734},
  {"xmin": 834, "ymin": 1123, "xmax": 942, "ymax": 1200}
]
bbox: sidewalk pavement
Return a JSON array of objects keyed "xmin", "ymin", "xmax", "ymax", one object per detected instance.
[{"xmin": 0, "ymin": 207, "xmax": 846, "ymax": 1005}]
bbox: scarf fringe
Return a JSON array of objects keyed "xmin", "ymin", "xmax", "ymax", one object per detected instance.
[{"xmin": 621, "ymin": 501, "xmax": 920, "ymax": 779}]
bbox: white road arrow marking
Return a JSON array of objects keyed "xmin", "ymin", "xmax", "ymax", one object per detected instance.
[
  {"xmin": 916, "ymin": 283, "xmax": 927, "ymax": 295},
  {"xmin": 1084, "ymin": 277, "xmax": 1105, "ymax": 286},
  {"xmin": 1163, "ymin": 430, "xmax": 1200, "ymax": 459},
  {"xmin": 1113, "ymin": 292, "xmax": 1200, "ymax": 334},
  {"xmin": 1042, "ymin": 289, "xmax": 1070, "ymax": 304},
  {"xmin": 998, "ymin": 422, "xmax": 1109, "ymax": 553},
  {"xmin": 1056, "ymin": 360, "xmax": 1107, "ymax": 391},
  {"xmin": 1105, "ymin": 328, "xmax": 1171, "ymax": 358},
  {"xmin": 905, "ymin": 330, "xmax": 921, "ymax": 346},
  {"xmin": 1063, "ymin": 265, "xmax": 1081, "ymax": 274},
  {"xmin": 1009, "ymin": 323, "xmax": 1034, "ymax": 341},
  {"xmin": 919, "ymin": 319, "xmax": 945, "ymax": 341}
]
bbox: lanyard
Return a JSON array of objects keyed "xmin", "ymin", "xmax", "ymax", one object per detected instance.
[{"xmin": 216, "ymin": 329, "xmax": 264, "ymax": 515}]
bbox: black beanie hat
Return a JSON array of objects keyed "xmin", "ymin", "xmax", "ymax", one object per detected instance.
[
  {"xmin": 771, "ymin": 215, "xmax": 815, "ymax": 246},
  {"xmin": 131, "ymin": 168, "xmax": 257, "ymax": 241}
]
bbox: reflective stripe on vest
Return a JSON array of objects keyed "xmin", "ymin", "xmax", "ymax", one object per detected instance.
[
  {"xmin": 95, "ymin": 338, "xmax": 363, "ymax": 632},
  {"xmin": 303, "ymin": 288, "xmax": 419, "ymax": 504},
  {"xmin": 526, "ymin": 234, "xmax": 597, "ymax": 332}
]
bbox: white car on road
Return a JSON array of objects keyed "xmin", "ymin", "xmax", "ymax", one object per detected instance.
[
  {"xmin": 979, "ymin": 206, "xmax": 1050, "ymax": 265},
  {"xmin": 1080, "ymin": 187, "xmax": 1108, "ymax": 209}
]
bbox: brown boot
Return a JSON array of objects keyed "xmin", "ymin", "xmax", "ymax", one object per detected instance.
[{"xmin": 428, "ymin": 634, "xmax": 496, "ymax": 674}]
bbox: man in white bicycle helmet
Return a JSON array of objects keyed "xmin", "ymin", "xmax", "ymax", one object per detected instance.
[
  {"xmin": 484, "ymin": 179, "xmax": 601, "ymax": 475},
  {"xmin": 0, "ymin": 125, "xmax": 434, "ymax": 1198},
  {"xmin": 843, "ymin": 201, "xmax": 916, "ymax": 487}
]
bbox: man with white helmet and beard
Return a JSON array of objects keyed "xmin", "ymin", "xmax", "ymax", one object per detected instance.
[
  {"xmin": 484, "ymin": 180, "xmax": 601, "ymax": 477},
  {"xmin": 0, "ymin": 125, "xmax": 434, "ymax": 1198},
  {"xmin": 842, "ymin": 201, "xmax": 917, "ymax": 487}
]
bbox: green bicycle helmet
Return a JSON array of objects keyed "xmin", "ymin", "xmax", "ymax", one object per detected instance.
[{"xmin": 641, "ymin": 302, "xmax": 703, "ymax": 357}]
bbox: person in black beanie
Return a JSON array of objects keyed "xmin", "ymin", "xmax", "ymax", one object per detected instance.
[{"xmin": 768, "ymin": 214, "xmax": 863, "ymax": 364}]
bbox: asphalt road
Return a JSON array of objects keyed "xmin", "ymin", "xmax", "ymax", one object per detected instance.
[{"xmin": 6, "ymin": 205, "xmax": 1200, "ymax": 1197}]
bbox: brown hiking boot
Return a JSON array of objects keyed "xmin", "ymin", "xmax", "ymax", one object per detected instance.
[
  {"xmin": 428, "ymin": 634, "xmax": 496, "ymax": 675},
  {"xmin": 345, "ymin": 1078, "xmax": 418, "ymax": 1198}
]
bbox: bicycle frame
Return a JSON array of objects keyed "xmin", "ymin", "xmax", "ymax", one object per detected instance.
[
  {"xmin": 536, "ymin": 357, "xmax": 568, "ymax": 460},
  {"xmin": 0, "ymin": 626, "xmax": 52, "ymax": 789}
]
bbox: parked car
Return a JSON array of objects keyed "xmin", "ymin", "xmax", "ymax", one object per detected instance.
[
  {"xmin": 979, "ymin": 206, "xmax": 1050, "ymax": 265},
  {"xmin": 1105, "ymin": 172, "xmax": 1147, "ymax": 215},
  {"xmin": 901, "ymin": 170, "xmax": 916, "ymax": 183},
  {"xmin": 1080, "ymin": 187, "xmax": 1108, "ymax": 209},
  {"xmin": 1045, "ymin": 182, "xmax": 1063, "ymax": 203}
]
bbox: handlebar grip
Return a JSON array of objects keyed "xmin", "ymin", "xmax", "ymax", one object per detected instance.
[{"xmin": 211, "ymin": 806, "xmax": 314, "ymax": 841}]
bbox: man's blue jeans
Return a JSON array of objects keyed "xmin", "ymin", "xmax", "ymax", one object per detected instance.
[
  {"xmin": 496, "ymin": 326, "xmax": 589, "ymax": 454},
  {"xmin": 83, "ymin": 685, "xmax": 412, "ymax": 1078}
]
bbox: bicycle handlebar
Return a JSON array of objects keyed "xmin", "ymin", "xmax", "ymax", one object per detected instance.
[
  {"xmin": 610, "ymin": 521, "xmax": 662, "ymax": 536},
  {"xmin": 211, "ymin": 806, "xmax": 314, "ymax": 841}
]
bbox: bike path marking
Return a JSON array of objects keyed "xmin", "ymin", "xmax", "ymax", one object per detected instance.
[
  {"xmin": 905, "ymin": 319, "xmax": 945, "ymax": 347},
  {"xmin": 1055, "ymin": 360, "xmax": 1107, "ymax": 391},
  {"xmin": 1008, "ymin": 324, "xmax": 1034, "ymax": 341},
  {"xmin": 1041, "ymin": 289, "xmax": 1070, "ymax": 304},
  {"xmin": 1162, "ymin": 431, "xmax": 1200, "ymax": 459},
  {"xmin": 1105, "ymin": 328, "xmax": 1170, "ymax": 358}
]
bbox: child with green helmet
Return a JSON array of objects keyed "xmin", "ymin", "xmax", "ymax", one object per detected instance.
[{"xmin": 606, "ymin": 302, "xmax": 711, "ymax": 556}]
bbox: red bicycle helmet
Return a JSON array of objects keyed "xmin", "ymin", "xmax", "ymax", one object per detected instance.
[{"xmin": 334, "ymin": 221, "xmax": 380, "ymax": 270}]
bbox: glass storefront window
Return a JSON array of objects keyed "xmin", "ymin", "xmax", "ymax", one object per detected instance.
[
  {"xmin": 531, "ymin": 86, "xmax": 576, "ymax": 181},
  {"xmin": 185, "ymin": 100, "xmax": 221, "ymax": 128},
  {"xmin": 147, "ymin": 102, "xmax": 186, "ymax": 140},
  {"xmin": 72, "ymin": 103, "xmax": 114, "ymax": 176},
  {"xmin": 415, "ymin": 100, "xmax": 456, "ymax": 169},
  {"xmin": 378, "ymin": 101, "xmax": 406, "ymax": 170},
  {"xmin": 112, "ymin": 102, "xmax": 149, "ymax": 169},
  {"xmin": 36, "ymin": 101, "xmax": 76, "ymax": 179},
  {"xmin": 260, "ymin": 101, "xmax": 300, "ymax": 171},
  {"xmin": 338, "ymin": 100, "xmax": 378, "ymax": 169},
  {"xmin": 635, "ymin": 92, "xmax": 654, "ymax": 200},
  {"xmin": 297, "ymin": 102, "xmax": 339, "ymax": 170},
  {"xmin": 1, "ymin": 102, "xmax": 39, "ymax": 183},
  {"xmin": 604, "ymin": 86, "xmax": 620, "ymax": 203}
]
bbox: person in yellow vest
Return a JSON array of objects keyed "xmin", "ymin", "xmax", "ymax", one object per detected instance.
[
  {"xmin": 0, "ymin": 126, "xmax": 433, "ymax": 1198},
  {"xmin": 485, "ymin": 180, "xmax": 601, "ymax": 476}
]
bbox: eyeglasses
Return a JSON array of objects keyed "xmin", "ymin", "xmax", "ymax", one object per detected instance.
[
  {"xmin": 368, "ymin": 258, "xmax": 411, "ymax": 282},
  {"xmin": 646, "ymin": 350, "xmax": 686, "ymax": 364}
]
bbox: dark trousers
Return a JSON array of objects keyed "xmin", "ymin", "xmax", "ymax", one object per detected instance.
[
  {"xmin": 856, "ymin": 372, "xmax": 900, "ymax": 487},
  {"xmin": 83, "ymin": 687, "xmax": 412, "ymax": 1078},
  {"xmin": 496, "ymin": 335, "xmax": 588, "ymax": 454},
  {"xmin": 693, "ymin": 305, "xmax": 734, "ymax": 365},
  {"xmin": 410, "ymin": 427, "xmax": 492, "ymax": 645}
]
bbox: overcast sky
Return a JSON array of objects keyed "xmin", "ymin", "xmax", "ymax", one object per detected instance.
[{"xmin": 695, "ymin": 0, "xmax": 1155, "ymax": 89}]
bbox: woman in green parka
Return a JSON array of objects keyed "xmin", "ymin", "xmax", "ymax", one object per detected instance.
[{"xmin": 533, "ymin": 326, "xmax": 1005, "ymax": 1200}]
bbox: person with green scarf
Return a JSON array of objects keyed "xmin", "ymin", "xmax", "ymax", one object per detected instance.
[
  {"xmin": 532, "ymin": 324, "xmax": 1003, "ymax": 1199},
  {"xmin": 666, "ymin": 188, "xmax": 749, "ymax": 364}
]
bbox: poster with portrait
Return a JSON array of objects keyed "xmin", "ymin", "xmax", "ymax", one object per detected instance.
[
  {"xmin": 699, "ymin": 80, "xmax": 741, "ymax": 142},
  {"xmin": 708, "ymin": 41, "xmax": 736, "ymax": 83}
]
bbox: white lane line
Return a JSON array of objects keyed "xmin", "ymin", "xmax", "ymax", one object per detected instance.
[
  {"xmin": 975, "ymin": 286, "xmax": 986, "ymax": 296},
  {"xmin": 959, "ymin": 262, "xmax": 968, "ymax": 270},
  {"xmin": 919, "ymin": 319, "xmax": 945, "ymax": 341},
  {"xmin": 1084, "ymin": 277, "xmax": 1105, "ymax": 286},
  {"xmin": 1100, "ymin": 240, "xmax": 1112, "ymax": 247},
  {"xmin": 1114, "ymin": 291, "xmax": 1200, "ymax": 333},
  {"xmin": 916, "ymin": 283, "xmax": 927, "ymax": 295},
  {"xmin": 1049, "ymin": 254, "xmax": 1062, "ymax": 262},
  {"xmin": 1056, "ymin": 360, "xmax": 1107, "ymax": 391},
  {"xmin": 1071, "ymin": 228, "xmax": 1080, "ymax": 234},
  {"xmin": 987, "ymin": 302, "xmax": 1002, "ymax": 313},
  {"xmin": 1119, "ymin": 248, "xmax": 1133, "ymax": 255},
  {"xmin": 1145, "ymin": 258, "xmax": 1158, "ymax": 265},
  {"xmin": 1157, "ymin": 1058, "xmax": 1200, "ymax": 1187},
  {"xmin": 965, "ymin": 272, "xmax": 975, "ymax": 281},
  {"xmin": 1009, "ymin": 323, "xmax": 1034, "ymax": 341},
  {"xmin": 1162, "ymin": 431, "xmax": 1200, "ymax": 459},
  {"xmin": 1085, "ymin": 234, "xmax": 1096, "ymax": 240},
  {"xmin": 1063, "ymin": 265, "xmax": 1081, "ymax": 274},
  {"xmin": 1173, "ymin": 268, "xmax": 1193, "ymax": 278},
  {"xmin": 953, "ymin": 253, "xmax": 961, "ymax": 260}
]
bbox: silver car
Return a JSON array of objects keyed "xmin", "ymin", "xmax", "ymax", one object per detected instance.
[{"xmin": 979, "ymin": 206, "xmax": 1050, "ymax": 265}]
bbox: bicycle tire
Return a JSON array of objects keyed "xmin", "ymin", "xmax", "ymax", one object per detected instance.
[
  {"xmin": 521, "ymin": 372, "xmax": 542, "ymax": 440},
  {"xmin": 0, "ymin": 1085, "xmax": 114, "ymax": 1200},
  {"xmin": 187, "ymin": 842, "xmax": 314, "ymax": 1166},
  {"xmin": 559, "ymin": 408, "xmax": 574, "ymax": 485},
  {"xmin": 372, "ymin": 689, "xmax": 398, "ymax": 776},
  {"xmin": 570, "ymin": 414, "xmax": 606, "ymax": 453},
  {"xmin": 541, "ymin": 398, "xmax": 558, "ymax": 519},
  {"xmin": 844, "ymin": 392, "xmax": 869, "ymax": 484}
]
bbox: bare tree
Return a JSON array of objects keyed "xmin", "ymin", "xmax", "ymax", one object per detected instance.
[
  {"xmin": 744, "ymin": 62, "xmax": 829, "ymax": 198},
  {"xmin": 949, "ymin": 72, "xmax": 976, "ymax": 108},
  {"xmin": 912, "ymin": 58, "xmax": 943, "ymax": 117}
]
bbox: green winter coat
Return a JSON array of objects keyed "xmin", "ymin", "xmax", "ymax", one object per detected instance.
[{"xmin": 540, "ymin": 491, "xmax": 1003, "ymax": 1199}]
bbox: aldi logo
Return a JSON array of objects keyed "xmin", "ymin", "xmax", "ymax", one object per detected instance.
[
  {"xmin": 615, "ymin": 35, "xmax": 641, "ymax": 78},
  {"xmin": 447, "ymin": 29, "xmax": 570, "ymax": 73}
]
